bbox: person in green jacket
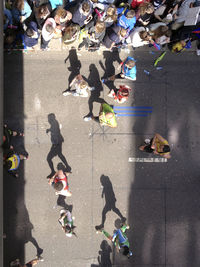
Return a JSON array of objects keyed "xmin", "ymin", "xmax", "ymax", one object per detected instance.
[
  {"xmin": 84, "ymin": 102, "xmax": 117, "ymax": 128},
  {"xmin": 96, "ymin": 224, "xmax": 132, "ymax": 258}
]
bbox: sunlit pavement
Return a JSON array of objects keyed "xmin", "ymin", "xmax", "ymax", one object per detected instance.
[{"xmin": 4, "ymin": 46, "xmax": 200, "ymax": 267}]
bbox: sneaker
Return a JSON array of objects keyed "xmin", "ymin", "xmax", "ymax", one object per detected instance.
[
  {"xmin": 144, "ymin": 138, "xmax": 150, "ymax": 144},
  {"xmin": 108, "ymin": 89, "xmax": 114, "ymax": 98},
  {"xmin": 63, "ymin": 91, "xmax": 71, "ymax": 96},
  {"xmin": 37, "ymin": 256, "xmax": 44, "ymax": 262},
  {"xmin": 83, "ymin": 116, "xmax": 92, "ymax": 121},
  {"xmin": 196, "ymin": 49, "xmax": 200, "ymax": 56},
  {"xmin": 10, "ymin": 259, "xmax": 20, "ymax": 266},
  {"xmin": 89, "ymin": 87, "xmax": 95, "ymax": 91}
]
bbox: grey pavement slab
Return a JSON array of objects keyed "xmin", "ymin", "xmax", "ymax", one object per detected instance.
[{"xmin": 3, "ymin": 48, "xmax": 200, "ymax": 267}]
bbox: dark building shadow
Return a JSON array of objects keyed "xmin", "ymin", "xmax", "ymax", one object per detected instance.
[
  {"xmin": 64, "ymin": 48, "xmax": 81, "ymax": 90},
  {"xmin": 3, "ymin": 52, "xmax": 25, "ymax": 266},
  {"xmin": 46, "ymin": 113, "xmax": 71, "ymax": 177},
  {"xmin": 85, "ymin": 64, "xmax": 104, "ymax": 117},
  {"xmin": 95, "ymin": 175, "xmax": 126, "ymax": 230}
]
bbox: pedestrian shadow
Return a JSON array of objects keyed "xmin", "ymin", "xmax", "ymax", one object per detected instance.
[
  {"xmin": 46, "ymin": 113, "xmax": 71, "ymax": 177},
  {"xmin": 91, "ymin": 240, "xmax": 112, "ymax": 267},
  {"xmin": 99, "ymin": 49, "xmax": 121, "ymax": 94},
  {"xmin": 95, "ymin": 175, "xmax": 126, "ymax": 230},
  {"xmin": 64, "ymin": 48, "xmax": 81, "ymax": 90},
  {"xmin": 4, "ymin": 191, "xmax": 43, "ymax": 263}
]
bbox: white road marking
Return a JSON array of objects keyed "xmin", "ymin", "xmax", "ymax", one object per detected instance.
[{"xmin": 129, "ymin": 157, "xmax": 167, "ymax": 162}]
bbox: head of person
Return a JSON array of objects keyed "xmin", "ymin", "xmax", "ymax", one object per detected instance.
[
  {"xmin": 55, "ymin": 8, "xmax": 72, "ymax": 23},
  {"xmin": 160, "ymin": 145, "xmax": 170, "ymax": 153},
  {"xmin": 126, "ymin": 10, "xmax": 135, "ymax": 19},
  {"xmin": 122, "ymin": 246, "xmax": 130, "ymax": 257},
  {"xmin": 139, "ymin": 2, "xmax": 154, "ymax": 15},
  {"xmin": 63, "ymin": 25, "xmax": 80, "ymax": 42},
  {"xmin": 95, "ymin": 21, "xmax": 105, "ymax": 34},
  {"xmin": 125, "ymin": 59, "xmax": 135, "ymax": 69},
  {"xmin": 13, "ymin": 0, "xmax": 24, "ymax": 11},
  {"xmin": 65, "ymin": 225, "xmax": 72, "ymax": 235},
  {"xmin": 53, "ymin": 181, "xmax": 63, "ymax": 191},
  {"xmin": 106, "ymin": 5, "xmax": 117, "ymax": 21},
  {"xmin": 26, "ymin": 28, "xmax": 38, "ymax": 38},
  {"xmin": 119, "ymin": 28, "xmax": 127, "ymax": 38},
  {"xmin": 79, "ymin": 80, "xmax": 88, "ymax": 89},
  {"xmin": 81, "ymin": 2, "xmax": 90, "ymax": 15},
  {"xmin": 46, "ymin": 23, "xmax": 54, "ymax": 34},
  {"xmin": 105, "ymin": 112, "xmax": 114, "ymax": 120},
  {"xmin": 37, "ymin": 4, "xmax": 49, "ymax": 18},
  {"xmin": 139, "ymin": 30, "xmax": 151, "ymax": 41}
]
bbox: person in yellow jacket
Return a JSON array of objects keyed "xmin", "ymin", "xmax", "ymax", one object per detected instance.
[
  {"xmin": 4, "ymin": 149, "xmax": 28, "ymax": 177},
  {"xmin": 84, "ymin": 102, "xmax": 117, "ymax": 128}
]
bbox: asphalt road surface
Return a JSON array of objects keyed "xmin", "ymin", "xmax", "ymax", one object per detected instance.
[{"xmin": 3, "ymin": 47, "xmax": 200, "ymax": 267}]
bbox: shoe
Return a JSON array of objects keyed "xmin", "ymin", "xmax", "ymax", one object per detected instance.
[
  {"xmin": 144, "ymin": 139, "xmax": 150, "ymax": 145},
  {"xmin": 89, "ymin": 87, "xmax": 95, "ymax": 91},
  {"xmin": 196, "ymin": 49, "xmax": 200, "ymax": 56},
  {"xmin": 83, "ymin": 116, "xmax": 92, "ymax": 121},
  {"xmin": 108, "ymin": 89, "xmax": 114, "ymax": 98},
  {"xmin": 101, "ymin": 78, "xmax": 107, "ymax": 83},
  {"xmin": 63, "ymin": 91, "xmax": 71, "ymax": 96},
  {"xmin": 10, "ymin": 259, "xmax": 20, "ymax": 266},
  {"xmin": 37, "ymin": 255, "xmax": 44, "ymax": 262}
]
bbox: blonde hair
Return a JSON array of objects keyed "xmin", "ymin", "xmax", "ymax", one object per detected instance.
[
  {"xmin": 80, "ymin": 81, "xmax": 88, "ymax": 89},
  {"xmin": 126, "ymin": 10, "xmax": 135, "ymax": 18},
  {"xmin": 126, "ymin": 60, "xmax": 135, "ymax": 68},
  {"xmin": 56, "ymin": 8, "xmax": 68, "ymax": 19},
  {"xmin": 120, "ymin": 28, "xmax": 127, "ymax": 37},
  {"xmin": 82, "ymin": 2, "xmax": 90, "ymax": 13},
  {"xmin": 106, "ymin": 5, "xmax": 117, "ymax": 21},
  {"xmin": 139, "ymin": 2, "xmax": 154, "ymax": 16},
  {"xmin": 95, "ymin": 21, "xmax": 105, "ymax": 34},
  {"xmin": 151, "ymin": 26, "xmax": 171, "ymax": 39}
]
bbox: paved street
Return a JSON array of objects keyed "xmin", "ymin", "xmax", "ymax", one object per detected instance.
[{"xmin": 3, "ymin": 46, "xmax": 200, "ymax": 267}]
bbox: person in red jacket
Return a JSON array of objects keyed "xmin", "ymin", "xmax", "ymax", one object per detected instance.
[{"xmin": 48, "ymin": 169, "xmax": 72, "ymax": 197}]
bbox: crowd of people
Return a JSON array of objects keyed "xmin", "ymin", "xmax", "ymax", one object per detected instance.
[{"xmin": 3, "ymin": 0, "xmax": 200, "ymax": 53}]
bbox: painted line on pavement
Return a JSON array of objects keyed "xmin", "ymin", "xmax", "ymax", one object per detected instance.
[{"xmin": 129, "ymin": 157, "xmax": 167, "ymax": 162}]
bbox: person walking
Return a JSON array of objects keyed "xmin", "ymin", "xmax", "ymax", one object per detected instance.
[
  {"xmin": 58, "ymin": 209, "xmax": 76, "ymax": 237},
  {"xmin": 96, "ymin": 224, "xmax": 133, "ymax": 258}
]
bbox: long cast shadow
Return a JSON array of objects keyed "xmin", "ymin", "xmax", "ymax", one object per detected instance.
[
  {"xmin": 46, "ymin": 113, "xmax": 71, "ymax": 177},
  {"xmin": 64, "ymin": 48, "xmax": 81, "ymax": 90},
  {"xmin": 86, "ymin": 64, "xmax": 104, "ymax": 117},
  {"xmin": 95, "ymin": 175, "xmax": 126, "ymax": 230}
]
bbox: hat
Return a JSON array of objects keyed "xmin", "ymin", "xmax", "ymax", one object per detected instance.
[{"xmin": 42, "ymin": 18, "xmax": 56, "ymax": 41}]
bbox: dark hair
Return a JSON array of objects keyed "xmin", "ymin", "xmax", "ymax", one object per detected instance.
[
  {"xmin": 163, "ymin": 145, "xmax": 170, "ymax": 153},
  {"xmin": 65, "ymin": 225, "xmax": 72, "ymax": 233},
  {"xmin": 46, "ymin": 24, "xmax": 54, "ymax": 34},
  {"xmin": 26, "ymin": 28, "xmax": 34, "ymax": 37},
  {"xmin": 4, "ymin": 160, "xmax": 12, "ymax": 171},
  {"xmin": 122, "ymin": 246, "xmax": 129, "ymax": 256},
  {"xmin": 54, "ymin": 181, "xmax": 63, "ymax": 191},
  {"xmin": 82, "ymin": 2, "xmax": 90, "ymax": 13}
]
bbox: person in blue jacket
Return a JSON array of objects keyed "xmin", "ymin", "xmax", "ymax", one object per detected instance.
[
  {"xmin": 102, "ymin": 56, "xmax": 137, "ymax": 82},
  {"xmin": 117, "ymin": 8, "xmax": 136, "ymax": 34},
  {"xmin": 12, "ymin": 0, "xmax": 32, "ymax": 23},
  {"xmin": 24, "ymin": 21, "xmax": 40, "ymax": 48}
]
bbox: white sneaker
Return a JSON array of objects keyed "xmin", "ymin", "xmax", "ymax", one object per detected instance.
[
  {"xmin": 83, "ymin": 116, "xmax": 92, "ymax": 121},
  {"xmin": 10, "ymin": 259, "xmax": 20, "ymax": 266},
  {"xmin": 108, "ymin": 89, "xmax": 114, "ymax": 98},
  {"xmin": 144, "ymin": 138, "xmax": 150, "ymax": 144},
  {"xmin": 63, "ymin": 91, "xmax": 71, "ymax": 96},
  {"xmin": 196, "ymin": 49, "xmax": 200, "ymax": 56}
]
